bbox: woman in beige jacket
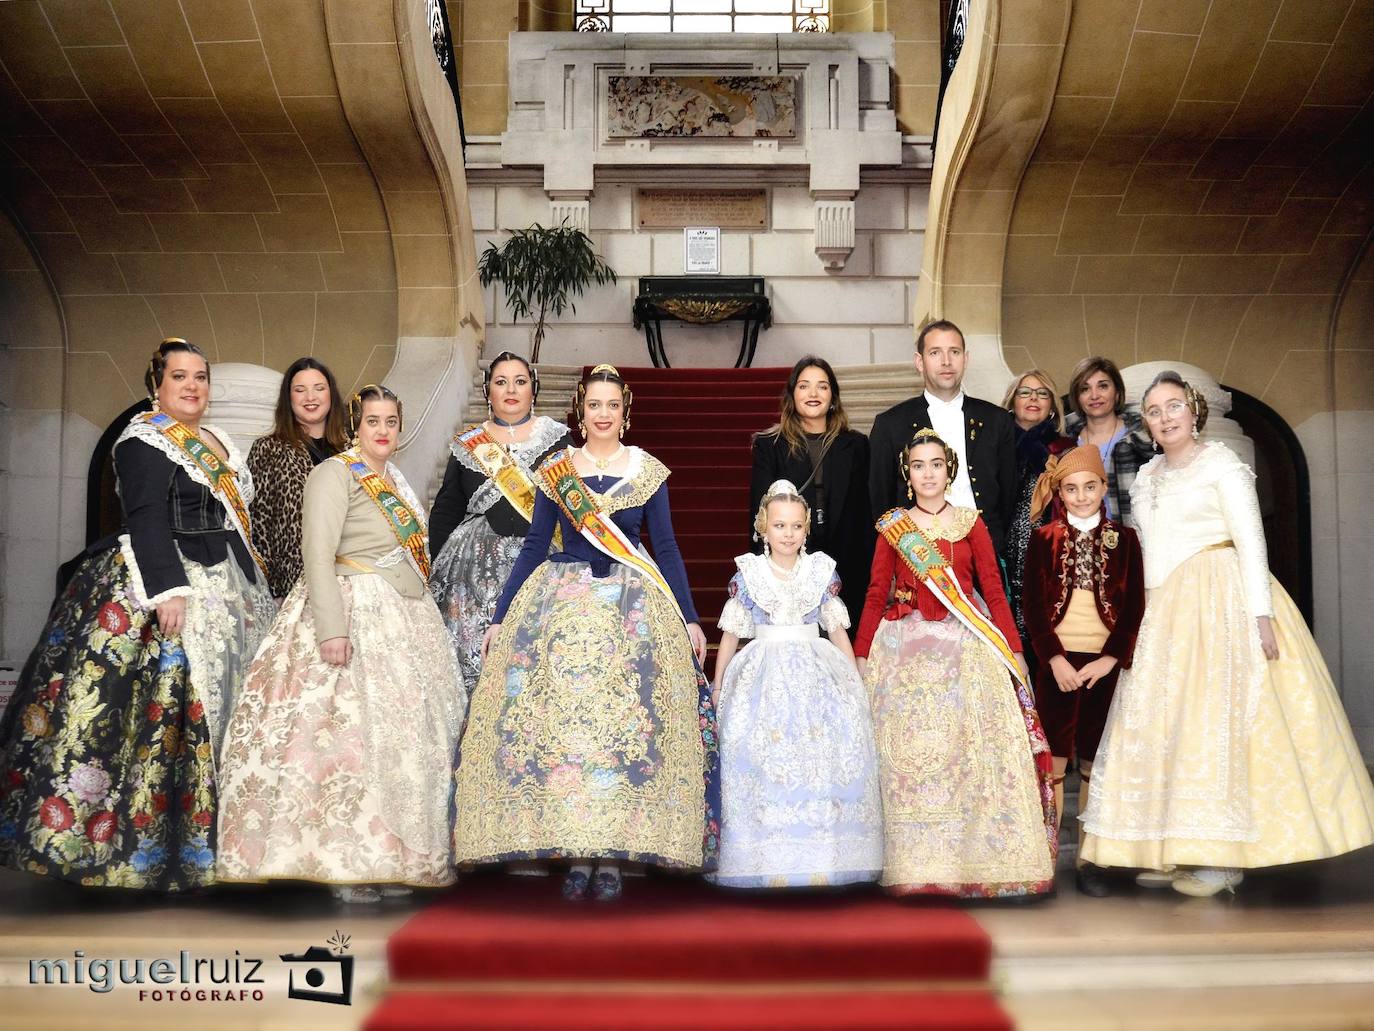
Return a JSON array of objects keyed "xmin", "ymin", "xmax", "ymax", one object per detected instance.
[{"xmin": 215, "ymin": 385, "xmax": 466, "ymax": 903}]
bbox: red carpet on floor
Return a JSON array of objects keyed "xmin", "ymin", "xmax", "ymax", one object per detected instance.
[
  {"xmin": 382, "ymin": 877, "xmax": 991, "ymax": 984},
  {"xmin": 366, "ymin": 989, "xmax": 1013, "ymax": 1031},
  {"xmin": 365, "ymin": 877, "xmax": 1009, "ymax": 1031}
]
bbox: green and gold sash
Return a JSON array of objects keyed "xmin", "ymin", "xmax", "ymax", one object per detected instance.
[
  {"xmin": 877, "ymin": 506, "xmax": 1054, "ymax": 788},
  {"xmin": 336, "ymin": 450, "xmax": 430, "ymax": 583},
  {"xmin": 538, "ymin": 448, "xmax": 685, "ymax": 624},
  {"xmin": 877, "ymin": 507, "xmax": 1027, "ymax": 688},
  {"xmin": 142, "ymin": 411, "xmax": 264, "ymax": 575},
  {"xmin": 456, "ymin": 425, "xmax": 560, "ymax": 547}
]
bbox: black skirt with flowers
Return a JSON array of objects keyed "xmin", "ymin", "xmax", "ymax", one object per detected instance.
[{"xmin": 0, "ymin": 543, "xmax": 263, "ymax": 891}]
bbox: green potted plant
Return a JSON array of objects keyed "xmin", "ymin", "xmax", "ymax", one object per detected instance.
[{"xmin": 477, "ymin": 222, "xmax": 617, "ymax": 363}]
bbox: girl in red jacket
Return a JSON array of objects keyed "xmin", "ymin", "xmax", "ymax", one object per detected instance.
[{"xmin": 856, "ymin": 429, "xmax": 1055, "ymax": 898}]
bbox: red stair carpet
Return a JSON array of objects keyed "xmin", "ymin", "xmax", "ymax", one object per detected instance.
[
  {"xmin": 584, "ymin": 366, "xmax": 791, "ymax": 663},
  {"xmin": 364, "ymin": 876, "xmax": 1012, "ymax": 1031}
]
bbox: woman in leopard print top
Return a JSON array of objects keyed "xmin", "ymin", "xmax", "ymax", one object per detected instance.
[{"xmin": 247, "ymin": 357, "xmax": 349, "ymax": 598}]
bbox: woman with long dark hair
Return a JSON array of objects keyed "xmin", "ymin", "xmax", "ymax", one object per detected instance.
[
  {"xmin": 749, "ymin": 357, "xmax": 874, "ymax": 630},
  {"xmin": 429, "ymin": 352, "xmax": 571, "ymax": 697},
  {"xmin": 247, "ymin": 357, "xmax": 349, "ymax": 598},
  {"xmin": 0, "ymin": 338, "xmax": 274, "ymax": 891}
]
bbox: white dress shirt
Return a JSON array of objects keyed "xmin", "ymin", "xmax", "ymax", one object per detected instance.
[{"xmin": 924, "ymin": 390, "xmax": 975, "ymax": 509}]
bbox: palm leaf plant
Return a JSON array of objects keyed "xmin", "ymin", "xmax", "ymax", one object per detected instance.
[{"xmin": 477, "ymin": 222, "xmax": 617, "ymax": 362}]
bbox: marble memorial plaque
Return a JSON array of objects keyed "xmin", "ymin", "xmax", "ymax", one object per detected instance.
[
  {"xmin": 608, "ymin": 75, "xmax": 797, "ymax": 139},
  {"xmin": 637, "ymin": 189, "xmax": 767, "ymax": 228}
]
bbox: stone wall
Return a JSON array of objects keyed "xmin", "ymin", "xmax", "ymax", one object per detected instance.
[{"xmin": 472, "ymin": 178, "xmax": 929, "ymax": 369}]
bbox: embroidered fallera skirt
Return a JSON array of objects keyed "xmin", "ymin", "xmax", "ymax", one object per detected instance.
[
  {"xmin": 712, "ymin": 627, "xmax": 882, "ymax": 888},
  {"xmin": 1081, "ymin": 548, "xmax": 1374, "ymax": 870},
  {"xmin": 216, "ymin": 574, "xmax": 465, "ymax": 887},
  {"xmin": 864, "ymin": 612, "xmax": 1056, "ymax": 897},
  {"xmin": 453, "ymin": 560, "xmax": 720, "ymax": 870},
  {"xmin": 430, "ymin": 516, "xmax": 525, "ymax": 698},
  {"xmin": 0, "ymin": 545, "xmax": 272, "ymax": 890}
]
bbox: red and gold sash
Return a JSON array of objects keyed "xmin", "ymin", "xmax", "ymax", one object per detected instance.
[
  {"xmin": 538, "ymin": 448, "xmax": 685, "ymax": 624},
  {"xmin": 456, "ymin": 425, "xmax": 560, "ymax": 547},
  {"xmin": 143, "ymin": 412, "xmax": 264, "ymax": 576},
  {"xmin": 336, "ymin": 451, "xmax": 430, "ymax": 583},
  {"xmin": 877, "ymin": 507, "xmax": 1027, "ymax": 687}
]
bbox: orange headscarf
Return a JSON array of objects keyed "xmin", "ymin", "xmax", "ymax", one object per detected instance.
[{"xmin": 1030, "ymin": 444, "xmax": 1108, "ymax": 523}]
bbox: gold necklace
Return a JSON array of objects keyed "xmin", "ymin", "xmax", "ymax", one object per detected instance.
[{"xmin": 584, "ymin": 444, "xmax": 625, "ymax": 471}]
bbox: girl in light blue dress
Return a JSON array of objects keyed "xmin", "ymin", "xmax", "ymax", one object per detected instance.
[{"xmin": 711, "ymin": 480, "xmax": 882, "ymax": 888}]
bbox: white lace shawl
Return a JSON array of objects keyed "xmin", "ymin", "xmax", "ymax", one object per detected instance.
[
  {"xmin": 113, "ymin": 418, "xmax": 252, "ymax": 609},
  {"xmin": 718, "ymin": 551, "xmax": 848, "ymax": 639},
  {"xmin": 449, "ymin": 416, "xmax": 568, "ymax": 518}
]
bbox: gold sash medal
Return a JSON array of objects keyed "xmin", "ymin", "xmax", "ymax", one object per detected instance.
[
  {"xmin": 538, "ymin": 448, "xmax": 685, "ymax": 624},
  {"xmin": 457, "ymin": 425, "xmax": 561, "ymax": 547},
  {"xmin": 337, "ymin": 452, "xmax": 430, "ymax": 583}
]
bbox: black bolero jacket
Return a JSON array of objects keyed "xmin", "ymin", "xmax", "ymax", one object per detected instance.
[
  {"xmin": 114, "ymin": 437, "xmax": 258, "ymax": 602},
  {"xmin": 868, "ymin": 394, "xmax": 1017, "ymax": 554},
  {"xmin": 428, "ymin": 427, "xmax": 573, "ymax": 559},
  {"xmin": 749, "ymin": 429, "xmax": 875, "ymax": 633}
]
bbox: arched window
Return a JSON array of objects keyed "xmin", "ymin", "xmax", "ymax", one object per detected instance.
[{"xmin": 575, "ymin": 1, "xmax": 829, "ymax": 33}]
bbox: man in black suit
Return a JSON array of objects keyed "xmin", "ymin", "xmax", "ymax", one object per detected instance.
[{"xmin": 868, "ymin": 320, "xmax": 1017, "ymax": 552}]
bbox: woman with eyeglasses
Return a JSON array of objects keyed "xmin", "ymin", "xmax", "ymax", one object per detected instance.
[
  {"xmin": 1081, "ymin": 370, "xmax": 1374, "ymax": 898},
  {"xmin": 1000, "ymin": 370, "xmax": 1073, "ymax": 648}
]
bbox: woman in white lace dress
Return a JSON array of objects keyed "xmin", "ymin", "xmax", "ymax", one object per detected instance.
[
  {"xmin": 1081, "ymin": 371, "xmax": 1374, "ymax": 897},
  {"xmin": 711, "ymin": 481, "xmax": 882, "ymax": 888},
  {"xmin": 216, "ymin": 385, "xmax": 466, "ymax": 903}
]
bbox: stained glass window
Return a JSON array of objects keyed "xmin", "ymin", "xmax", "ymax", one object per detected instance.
[{"xmin": 575, "ymin": 0, "xmax": 829, "ymax": 34}]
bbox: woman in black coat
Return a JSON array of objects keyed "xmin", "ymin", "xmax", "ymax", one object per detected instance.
[{"xmin": 749, "ymin": 357, "xmax": 875, "ymax": 634}]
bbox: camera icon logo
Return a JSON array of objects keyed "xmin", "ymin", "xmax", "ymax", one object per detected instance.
[{"xmin": 279, "ymin": 945, "xmax": 354, "ymax": 1005}]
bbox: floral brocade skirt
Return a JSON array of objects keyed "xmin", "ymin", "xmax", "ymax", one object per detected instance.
[
  {"xmin": 1081, "ymin": 549, "xmax": 1374, "ymax": 870},
  {"xmin": 864, "ymin": 612, "xmax": 1056, "ymax": 898},
  {"xmin": 216, "ymin": 574, "xmax": 466, "ymax": 887},
  {"xmin": 430, "ymin": 516, "xmax": 525, "ymax": 699},
  {"xmin": 453, "ymin": 560, "xmax": 720, "ymax": 870},
  {"xmin": 713, "ymin": 636, "xmax": 883, "ymax": 889},
  {"xmin": 0, "ymin": 545, "xmax": 272, "ymax": 890}
]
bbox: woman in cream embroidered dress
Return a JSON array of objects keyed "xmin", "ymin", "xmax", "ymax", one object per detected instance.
[
  {"xmin": 216, "ymin": 385, "xmax": 465, "ymax": 902},
  {"xmin": 712, "ymin": 481, "xmax": 882, "ymax": 888},
  {"xmin": 855, "ymin": 431, "xmax": 1055, "ymax": 898},
  {"xmin": 0, "ymin": 339, "xmax": 273, "ymax": 890},
  {"xmin": 455, "ymin": 365, "xmax": 718, "ymax": 902},
  {"xmin": 1081, "ymin": 371, "xmax": 1374, "ymax": 897},
  {"xmin": 428, "ymin": 352, "xmax": 571, "ymax": 695}
]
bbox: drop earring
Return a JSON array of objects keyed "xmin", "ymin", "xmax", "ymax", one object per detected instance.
[
  {"xmin": 1191, "ymin": 424, "xmax": 1200, "ymax": 440},
  {"xmin": 906, "ymin": 484, "xmax": 914, "ymax": 501},
  {"xmin": 619, "ymin": 423, "xmax": 626, "ymax": 440},
  {"xmin": 150, "ymin": 394, "xmax": 160, "ymax": 413},
  {"xmin": 763, "ymin": 540, "xmax": 771, "ymax": 558}
]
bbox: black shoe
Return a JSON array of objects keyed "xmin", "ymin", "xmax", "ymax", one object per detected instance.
[{"xmin": 1076, "ymin": 864, "xmax": 1112, "ymax": 897}]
